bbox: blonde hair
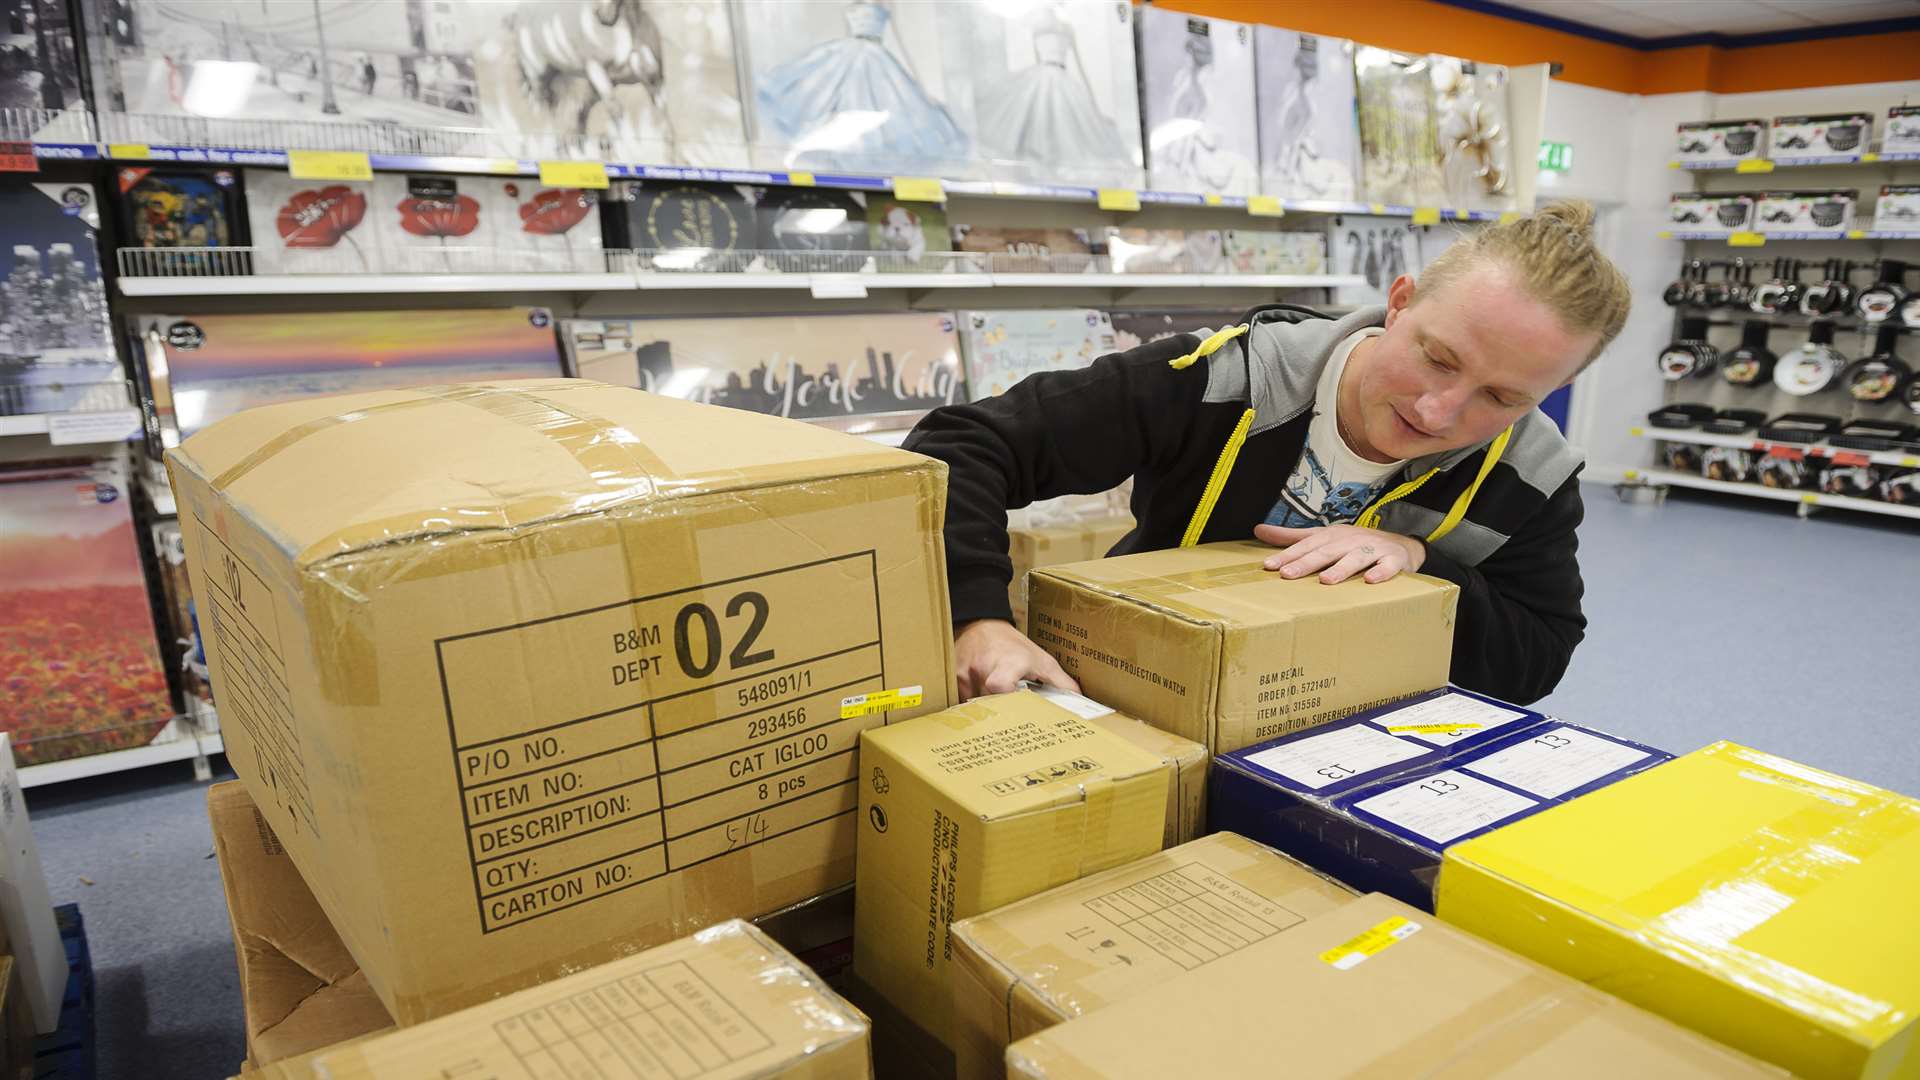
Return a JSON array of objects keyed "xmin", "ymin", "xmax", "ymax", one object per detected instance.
[{"xmin": 1416, "ymin": 200, "xmax": 1630, "ymax": 366}]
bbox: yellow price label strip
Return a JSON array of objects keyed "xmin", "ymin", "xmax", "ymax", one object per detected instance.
[
  {"xmin": 891, "ymin": 176, "xmax": 945, "ymax": 202},
  {"xmin": 1863, "ymin": 153, "xmax": 1881, "ymax": 163},
  {"xmin": 1629, "ymin": 426, "xmax": 1645, "ymax": 437},
  {"xmin": 840, "ymin": 685, "xmax": 925, "ymax": 720},
  {"xmin": 1728, "ymin": 231, "xmax": 1766, "ymax": 247},
  {"xmin": 1386, "ymin": 722, "xmax": 1482, "ymax": 736},
  {"xmin": 1901, "ymin": 457, "xmax": 1920, "ymax": 468},
  {"xmin": 108, "ymin": 143, "xmax": 151, "ymax": 160},
  {"xmin": 1411, "ymin": 207, "xmax": 1442, "ymax": 226},
  {"xmin": 1801, "ymin": 493, "xmax": 1819, "ymax": 505},
  {"xmin": 538, "ymin": 160, "xmax": 609, "ymax": 188},
  {"xmin": 1247, "ymin": 195, "xmax": 1285, "ymax": 217},
  {"xmin": 287, "ymin": 149, "xmax": 372, "ymax": 182},
  {"xmin": 1735, "ymin": 159, "xmax": 1776, "ymax": 173},
  {"xmin": 486, "ymin": 159, "xmax": 523, "ymax": 175},
  {"xmin": 1202, "ymin": 193, "xmax": 1224, "ymax": 206},
  {"xmin": 1499, "ymin": 211, "xmax": 1522, "ymax": 225},
  {"xmin": 787, "ymin": 171, "xmax": 816, "ymax": 186},
  {"xmin": 1321, "ymin": 916, "xmax": 1421, "ymax": 970},
  {"xmin": 1369, "ymin": 203, "xmax": 1389, "ymax": 215},
  {"xmin": 1847, "ymin": 230, "xmax": 1867, "ymax": 240},
  {"xmin": 1097, "ymin": 188, "xmax": 1141, "ymax": 212}
]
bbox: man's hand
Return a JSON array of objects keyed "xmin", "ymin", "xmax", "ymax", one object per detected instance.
[
  {"xmin": 1253, "ymin": 523, "xmax": 1427, "ymax": 584},
  {"xmin": 954, "ymin": 618, "xmax": 1080, "ymax": 702}
]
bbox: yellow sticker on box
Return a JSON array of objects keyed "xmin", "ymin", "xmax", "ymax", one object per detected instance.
[
  {"xmin": 107, "ymin": 143, "xmax": 151, "ymax": 160},
  {"xmin": 1097, "ymin": 188, "xmax": 1141, "ymax": 212},
  {"xmin": 538, "ymin": 160, "xmax": 609, "ymax": 188},
  {"xmin": 1247, "ymin": 195, "xmax": 1285, "ymax": 217},
  {"xmin": 1411, "ymin": 207, "xmax": 1442, "ymax": 225},
  {"xmin": 287, "ymin": 149, "xmax": 373, "ymax": 182},
  {"xmin": 1320, "ymin": 916, "xmax": 1421, "ymax": 970},
  {"xmin": 1387, "ymin": 722, "xmax": 1482, "ymax": 736},
  {"xmin": 891, "ymin": 176, "xmax": 945, "ymax": 202},
  {"xmin": 841, "ymin": 686, "xmax": 925, "ymax": 719}
]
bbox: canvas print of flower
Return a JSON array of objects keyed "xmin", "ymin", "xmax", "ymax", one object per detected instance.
[
  {"xmin": 243, "ymin": 169, "xmax": 384, "ymax": 275},
  {"xmin": 0, "ymin": 463, "xmax": 173, "ymax": 766},
  {"xmin": 483, "ymin": 180, "xmax": 604, "ymax": 272},
  {"xmin": 138, "ymin": 307, "xmax": 565, "ymax": 439}
]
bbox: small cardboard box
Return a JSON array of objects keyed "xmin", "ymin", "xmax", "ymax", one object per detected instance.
[
  {"xmin": 1026, "ymin": 541, "xmax": 1456, "ymax": 755},
  {"xmin": 1770, "ymin": 112, "xmax": 1873, "ymax": 164},
  {"xmin": 1215, "ymin": 702, "xmax": 1668, "ymax": 910},
  {"xmin": 854, "ymin": 690, "xmax": 1176, "ymax": 1047},
  {"xmin": 1005, "ymin": 516, "xmax": 1133, "ymax": 629},
  {"xmin": 949, "ymin": 832, "xmax": 1352, "ymax": 1080},
  {"xmin": 303, "ymin": 920, "xmax": 869, "ymax": 1079},
  {"xmin": 1675, "ymin": 118, "xmax": 1766, "ymax": 163},
  {"xmin": 1669, "ymin": 192, "xmax": 1755, "ymax": 235},
  {"xmin": 208, "ymin": 782, "xmax": 394, "ymax": 1064},
  {"xmin": 1875, "ymin": 185, "xmax": 1920, "ymax": 233},
  {"xmin": 1074, "ymin": 693, "xmax": 1207, "ymax": 847},
  {"xmin": 1005, "ymin": 893, "xmax": 1784, "ymax": 1079},
  {"xmin": 1756, "ymin": 189, "xmax": 1857, "ymax": 234},
  {"xmin": 0, "ymin": 735, "xmax": 65, "ymax": 1033},
  {"xmin": 0, "ymin": 957, "xmax": 28, "ymax": 1080},
  {"xmin": 1440, "ymin": 742, "xmax": 1920, "ymax": 1080},
  {"xmin": 168, "ymin": 379, "xmax": 954, "ymax": 1023}
]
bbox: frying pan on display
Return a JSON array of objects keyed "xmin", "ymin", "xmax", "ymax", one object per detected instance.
[
  {"xmin": 1722, "ymin": 128, "xmax": 1758, "ymax": 156},
  {"xmin": 1817, "ymin": 464, "xmax": 1880, "ymax": 498},
  {"xmin": 1841, "ymin": 326, "xmax": 1910, "ymax": 404},
  {"xmin": 1756, "ymin": 453, "xmax": 1812, "ymax": 490},
  {"xmin": 1720, "ymin": 320, "xmax": 1777, "ymax": 388},
  {"xmin": 1702, "ymin": 445, "xmax": 1756, "ymax": 483},
  {"xmin": 1773, "ymin": 321, "xmax": 1846, "ymax": 396},
  {"xmin": 1855, "ymin": 260, "xmax": 1910, "ymax": 323}
]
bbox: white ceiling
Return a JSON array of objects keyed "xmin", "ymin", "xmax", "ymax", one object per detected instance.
[{"xmin": 1493, "ymin": 0, "xmax": 1920, "ymax": 39}]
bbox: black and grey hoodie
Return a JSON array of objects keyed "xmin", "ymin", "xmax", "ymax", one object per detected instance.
[{"xmin": 903, "ymin": 303, "xmax": 1586, "ymax": 705}]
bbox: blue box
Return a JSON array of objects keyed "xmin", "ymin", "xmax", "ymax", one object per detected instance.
[{"xmin": 1211, "ymin": 694, "xmax": 1671, "ymax": 911}]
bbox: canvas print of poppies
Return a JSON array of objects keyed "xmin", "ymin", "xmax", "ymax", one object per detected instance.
[
  {"xmin": 242, "ymin": 169, "xmax": 383, "ymax": 274},
  {"xmin": 483, "ymin": 180, "xmax": 604, "ymax": 271},
  {"xmin": 372, "ymin": 172, "xmax": 495, "ymax": 272},
  {"xmin": 138, "ymin": 307, "xmax": 564, "ymax": 439},
  {"xmin": 0, "ymin": 463, "xmax": 173, "ymax": 766}
]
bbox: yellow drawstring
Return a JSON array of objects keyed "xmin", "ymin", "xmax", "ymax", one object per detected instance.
[
  {"xmin": 1355, "ymin": 425, "xmax": 1514, "ymax": 542},
  {"xmin": 1170, "ymin": 324, "xmax": 1253, "ymax": 548},
  {"xmin": 1168, "ymin": 324, "xmax": 1249, "ymax": 370}
]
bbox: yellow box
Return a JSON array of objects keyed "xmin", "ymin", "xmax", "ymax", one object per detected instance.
[
  {"xmin": 854, "ymin": 690, "xmax": 1174, "ymax": 1048},
  {"xmin": 1439, "ymin": 741, "xmax": 1920, "ymax": 1080}
]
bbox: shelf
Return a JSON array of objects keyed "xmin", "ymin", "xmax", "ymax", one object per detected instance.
[
  {"xmin": 1624, "ymin": 466, "xmax": 1920, "ymax": 520},
  {"xmin": 1672, "ymin": 152, "xmax": 1920, "ymax": 171},
  {"xmin": 142, "ymin": 473, "xmax": 177, "ymax": 516},
  {"xmin": 1632, "ymin": 426, "xmax": 1920, "ymax": 469},
  {"xmin": 19, "ymin": 731, "xmax": 224, "ymax": 789},
  {"xmin": 0, "ymin": 407, "xmax": 142, "ymax": 443},
  {"xmin": 118, "ymin": 272, "xmax": 637, "ymax": 297}
]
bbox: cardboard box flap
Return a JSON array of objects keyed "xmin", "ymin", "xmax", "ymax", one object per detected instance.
[
  {"xmin": 870, "ymin": 691, "xmax": 1176, "ymax": 820},
  {"xmin": 168, "ymin": 379, "xmax": 928, "ymax": 566},
  {"xmin": 310, "ymin": 920, "xmax": 869, "ymax": 1079},
  {"xmin": 1005, "ymin": 893, "xmax": 1785, "ymax": 1079},
  {"xmin": 1443, "ymin": 741, "xmax": 1920, "ymax": 1048},
  {"xmin": 1030, "ymin": 541, "xmax": 1454, "ymax": 627},
  {"xmin": 209, "ymin": 783, "xmax": 394, "ymax": 1063}
]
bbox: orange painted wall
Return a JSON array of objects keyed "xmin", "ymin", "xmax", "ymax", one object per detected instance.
[{"xmin": 1153, "ymin": 0, "xmax": 1920, "ymax": 95}]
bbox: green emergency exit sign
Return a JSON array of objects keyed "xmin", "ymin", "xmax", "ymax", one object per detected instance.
[{"xmin": 1539, "ymin": 141, "xmax": 1573, "ymax": 172}]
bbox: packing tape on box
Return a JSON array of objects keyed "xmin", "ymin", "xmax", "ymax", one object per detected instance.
[{"xmin": 1345, "ymin": 974, "xmax": 1598, "ymax": 1079}]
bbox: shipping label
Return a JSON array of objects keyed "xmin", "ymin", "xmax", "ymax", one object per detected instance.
[
  {"xmin": 1461, "ymin": 727, "xmax": 1652, "ymax": 799},
  {"xmin": 1078, "ymin": 862, "xmax": 1306, "ymax": 971},
  {"xmin": 1241, "ymin": 724, "xmax": 1425, "ymax": 791},
  {"xmin": 1349, "ymin": 770, "xmax": 1538, "ymax": 845},
  {"xmin": 1378, "ymin": 694, "xmax": 1531, "ymax": 747},
  {"xmin": 437, "ymin": 552, "xmax": 888, "ymax": 932}
]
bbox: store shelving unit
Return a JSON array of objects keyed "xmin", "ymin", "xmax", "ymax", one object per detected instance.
[
  {"xmin": 1631, "ymin": 425, "xmax": 1920, "ymax": 469},
  {"xmin": 1623, "ymin": 465, "xmax": 1920, "ymax": 521},
  {"xmin": 18, "ymin": 730, "xmax": 224, "ymax": 789}
]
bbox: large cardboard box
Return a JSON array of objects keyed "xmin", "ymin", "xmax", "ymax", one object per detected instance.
[
  {"xmin": 1213, "ymin": 691, "xmax": 1670, "ymax": 909},
  {"xmin": 208, "ymin": 782, "xmax": 394, "ymax": 1065},
  {"xmin": 1026, "ymin": 541, "xmax": 1456, "ymax": 755},
  {"xmin": 1078, "ymin": 696, "xmax": 1207, "ymax": 847},
  {"xmin": 1005, "ymin": 893, "xmax": 1783, "ymax": 1078},
  {"xmin": 168, "ymin": 379, "xmax": 955, "ymax": 1023},
  {"xmin": 1005, "ymin": 516, "xmax": 1133, "ymax": 628},
  {"xmin": 300, "ymin": 920, "xmax": 869, "ymax": 1078},
  {"xmin": 949, "ymin": 833, "xmax": 1351, "ymax": 1080},
  {"xmin": 1440, "ymin": 742, "xmax": 1920, "ymax": 1080},
  {"xmin": 855, "ymin": 690, "xmax": 1175, "ymax": 1048},
  {"xmin": 0, "ymin": 957, "xmax": 28, "ymax": 1080},
  {"xmin": 0, "ymin": 735, "xmax": 65, "ymax": 1033}
]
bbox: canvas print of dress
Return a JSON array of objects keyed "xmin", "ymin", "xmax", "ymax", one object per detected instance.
[
  {"xmin": 1431, "ymin": 56, "xmax": 1515, "ymax": 213},
  {"xmin": 0, "ymin": 460, "xmax": 174, "ymax": 766},
  {"xmin": 1109, "ymin": 309, "xmax": 1243, "ymax": 352},
  {"xmin": 1256, "ymin": 27, "xmax": 1362, "ymax": 203},
  {"xmin": 959, "ymin": 309, "xmax": 1114, "ymax": 400},
  {"xmin": 1137, "ymin": 6, "xmax": 1258, "ymax": 197},
  {"xmin": 242, "ymin": 168, "xmax": 384, "ymax": 274},
  {"xmin": 958, "ymin": 0, "xmax": 1143, "ymax": 189},
  {"xmin": 1103, "ymin": 228, "xmax": 1224, "ymax": 274},
  {"xmin": 483, "ymin": 180, "xmax": 604, "ymax": 272},
  {"xmin": 1330, "ymin": 214, "xmax": 1464, "ymax": 306},
  {"xmin": 1355, "ymin": 47, "xmax": 1442, "ymax": 207},
  {"xmin": 136, "ymin": 307, "xmax": 563, "ymax": 439},
  {"xmin": 742, "ymin": 0, "xmax": 972, "ymax": 178},
  {"xmin": 563, "ymin": 311, "xmax": 964, "ymax": 434},
  {"xmin": 0, "ymin": 182, "xmax": 122, "ymax": 418}
]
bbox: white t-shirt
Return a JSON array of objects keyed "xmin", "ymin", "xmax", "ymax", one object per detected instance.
[{"xmin": 1265, "ymin": 328, "xmax": 1406, "ymax": 528}]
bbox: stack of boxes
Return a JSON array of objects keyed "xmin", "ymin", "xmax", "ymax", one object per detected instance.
[{"xmin": 169, "ymin": 381, "xmax": 1917, "ymax": 1080}]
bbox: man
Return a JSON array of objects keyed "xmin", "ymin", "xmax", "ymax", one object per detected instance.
[{"xmin": 904, "ymin": 201, "xmax": 1631, "ymax": 705}]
